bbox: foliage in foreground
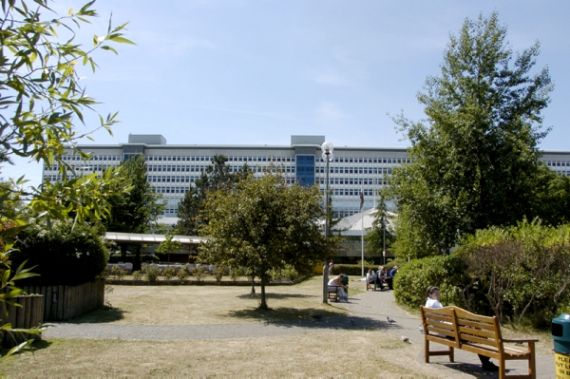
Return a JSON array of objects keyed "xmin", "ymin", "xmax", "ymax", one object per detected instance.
[
  {"xmin": 199, "ymin": 174, "xmax": 328, "ymax": 309},
  {"xmin": 0, "ymin": 0, "xmax": 131, "ymax": 356},
  {"xmin": 395, "ymin": 221, "xmax": 570, "ymax": 328}
]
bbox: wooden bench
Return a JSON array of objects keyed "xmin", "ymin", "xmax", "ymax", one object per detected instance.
[
  {"xmin": 420, "ymin": 306, "xmax": 537, "ymax": 379},
  {"xmin": 327, "ymin": 285, "xmax": 349, "ymax": 302}
]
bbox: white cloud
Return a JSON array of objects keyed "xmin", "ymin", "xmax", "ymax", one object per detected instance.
[
  {"xmin": 313, "ymin": 69, "xmax": 349, "ymax": 87},
  {"xmin": 316, "ymin": 101, "xmax": 349, "ymax": 123}
]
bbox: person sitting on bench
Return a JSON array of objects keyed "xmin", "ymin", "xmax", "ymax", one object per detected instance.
[
  {"xmin": 328, "ymin": 274, "xmax": 348, "ymax": 302},
  {"xmin": 425, "ymin": 286, "xmax": 499, "ymax": 372}
]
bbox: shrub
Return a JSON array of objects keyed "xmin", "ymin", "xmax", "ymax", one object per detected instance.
[
  {"xmin": 109, "ymin": 265, "xmax": 125, "ymax": 279},
  {"xmin": 394, "ymin": 254, "xmax": 474, "ymax": 311},
  {"xmin": 331, "ymin": 263, "xmax": 375, "ymax": 276},
  {"xmin": 132, "ymin": 270, "xmax": 142, "ymax": 281},
  {"xmin": 458, "ymin": 221, "xmax": 570, "ymax": 327},
  {"xmin": 14, "ymin": 222, "xmax": 108, "ymax": 285},
  {"xmin": 176, "ymin": 267, "xmax": 189, "ymax": 281},
  {"xmin": 162, "ymin": 266, "xmax": 177, "ymax": 280},
  {"xmin": 192, "ymin": 265, "xmax": 207, "ymax": 281},
  {"xmin": 144, "ymin": 265, "xmax": 160, "ymax": 282},
  {"xmin": 270, "ymin": 265, "xmax": 300, "ymax": 281},
  {"xmin": 213, "ymin": 265, "xmax": 225, "ymax": 282}
]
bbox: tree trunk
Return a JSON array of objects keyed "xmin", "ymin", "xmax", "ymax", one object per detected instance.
[
  {"xmin": 322, "ymin": 261, "xmax": 329, "ymax": 304},
  {"xmin": 249, "ymin": 275, "xmax": 256, "ymax": 297},
  {"xmin": 259, "ymin": 275, "xmax": 268, "ymax": 310}
]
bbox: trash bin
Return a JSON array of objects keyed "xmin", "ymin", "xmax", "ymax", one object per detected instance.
[{"xmin": 553, "ymin": 313, "xmax": 570, "ymax": 378}]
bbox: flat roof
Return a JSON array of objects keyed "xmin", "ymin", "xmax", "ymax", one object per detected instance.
[{"xmin": 104, "ymin": 232, "xmax": 207, "ymax": 244}]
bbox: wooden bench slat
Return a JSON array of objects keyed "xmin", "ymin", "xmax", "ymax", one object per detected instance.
[
  {"xmin": 460, "ymin": 342, "xmax": 502, "ymax": 359},
  {"xmin": 458, "ymin": 325, "xmax": 498, "ymax": 339},
  {"xmin": 459, "ymin": 332, "xmax": 500, "ymax": 347},
  {"xmin": 456, "ymin": 318, "xmax": 496, "ymax": 330},
  {"xmin": 427, "ymin": 324, "xmax": 456, "ymax": 336}
]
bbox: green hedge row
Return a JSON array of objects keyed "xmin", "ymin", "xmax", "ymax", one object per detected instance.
[{"xmin": 14, "ymin": 222, "xmax": 108, "ymax": 286}]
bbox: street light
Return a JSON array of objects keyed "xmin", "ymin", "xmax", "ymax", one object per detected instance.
[{"xmin": 321, "ymin": 141, "xmax": 334, "ymax": 303}]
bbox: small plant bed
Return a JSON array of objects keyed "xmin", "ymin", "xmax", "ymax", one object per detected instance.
[
  {"xmin": 104, "ymin": 276, "xmax": 304, "ymax": 286},
  {"xmin": 105, "ymin": 263, "xmax": 307, "ymax": 286}
]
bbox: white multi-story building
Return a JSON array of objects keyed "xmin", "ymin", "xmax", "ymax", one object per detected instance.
[{"xmin": 43, "ymin": 134, "xmax": 570, "ymax": 223}]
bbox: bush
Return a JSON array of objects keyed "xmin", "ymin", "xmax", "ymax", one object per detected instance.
[
  {"xmin": 14, "ymin": 222, "xmax": 108, "ymax": 285},
  {"xmin": 457, "ymin": 221, "xmax": 570, "ymax": 327},
  {"xmin": 132, "ymin": 270, "xmax": 142, "ymax": 281},
  {"xmin": 192, "ymin": 265, "xmax": 207, "ymax": 281},
  {"xmin": 213, "ymin": 266, "xmax": 225, "ymax": 282},
  {"xmin": 162, "ymin": 266, "xmax": 177, "ymax": 280},
  {"xmin": 176, "ymin": 267, "xmax": 189, "ymax": 281},
  {"xmin": 143, "ymin": 265, "xmax": 160, "ymax": 282},
  {"xmin": 270, "ymin": 265, "xmax": 300, "ymax": 281},
  {"xmin": 394, "ymin": 254, "xmax": 474, "ymax": 311},
  {"xmin": 331, "ymin": 263, "xmax": 375, "ymax": 276},
  {"xmin": 109, "ymin": 265, "xmax": 125, "ymax": 279}
]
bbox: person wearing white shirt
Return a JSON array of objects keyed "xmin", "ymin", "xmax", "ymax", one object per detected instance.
[{"xmin": 424, "ymin": 286, "xmax": 498, "ymax": 372}]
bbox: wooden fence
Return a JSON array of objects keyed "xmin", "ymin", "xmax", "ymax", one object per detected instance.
[
  {"xmin": 23, "ymin": 279, "xmax": 105, "ymax": 321},
  {"xmin": 2, "ymin": 294, "xmax": 44, "ymax": 328}
]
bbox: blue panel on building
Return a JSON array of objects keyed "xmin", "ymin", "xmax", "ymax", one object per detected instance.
[{"xmin": 296, "ymin": 155, "xmax": 315, "ymax": 186}]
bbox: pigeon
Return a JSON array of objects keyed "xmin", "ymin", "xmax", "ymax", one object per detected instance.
[
  {"xmin": 400, "ymin": 335, "xmax": 411, "ymax": 343},
  {"xmin": 386, "ymin": 316, "xmax": 397, "ymax": 324}
]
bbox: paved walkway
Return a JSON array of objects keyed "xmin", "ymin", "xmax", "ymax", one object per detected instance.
[{"xmin": 44, "ymin": 285, "xmax": 555, "ymax": 378}]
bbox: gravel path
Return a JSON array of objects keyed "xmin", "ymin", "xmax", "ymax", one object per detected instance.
[{"xmin": 43, "ymin": 284, "xmax": 555, "ymax": 378}]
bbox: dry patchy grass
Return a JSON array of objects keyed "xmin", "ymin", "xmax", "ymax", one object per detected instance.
[
  {"xmin": 1, "ymin": 331, "xmax": 455, "ymax": 378},
  {"xmin": 76, "ymin": 276, "xmax": 359, "ymax": 325}
]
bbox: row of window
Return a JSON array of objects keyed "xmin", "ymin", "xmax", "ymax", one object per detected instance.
[
  {"xmin": 319, "ymin": 188, "xmax": 380, "ymax": 197},
  {"xmin": 319, "ymin": 156, "xmax": 410, "ymax": 164},
  {"xmin": 62, "ymin": 155, "xmax": 121, "ymax": 161},
  {"xmin": 152, "ymin": 186, "xmax": 189, "ymax": 194},
  {"xmin": 546, "ymin": 161, "xmax": 570, "ymax": 167},
  {"xmin": 145, "ymin": 155, "xmax": 295, "ymax": 163},
  {"xmin": 317, "ymin": 177, "xmax": 387, "ymax": 186},
  {"xmin": 316, "ymin": 167, "xmax": 394, "ymax": 175}
]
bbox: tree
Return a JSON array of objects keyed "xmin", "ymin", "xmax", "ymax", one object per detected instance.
[
  {"xmin": 176, "ymin": 155, "xmax": 250, "ymax": 235},
  {"xmin": 366, "ymin": 193, "xmax": 395, "ymax": 261},
  {"xmin": 199, "ymin": 174, "xmax": 327, "ymax": 310},
  {"xmin": 105, "ymin": 155, "xmax": 162, "ymax": 233},
  {"xmin": 389, "ymin": 13, "xmax": 553, "ymax": 257},
  {"xmin": 0, "ymin": 0, "xmax": 131, "ymax": 355},
  {"xmin": 104, "ymin": 155, "xmax": 163, "ymax": 270}
]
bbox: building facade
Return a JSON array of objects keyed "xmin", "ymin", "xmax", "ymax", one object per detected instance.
[{"xmin": 43, "ymin": 134, "xmax": 570, "ymax": 223}]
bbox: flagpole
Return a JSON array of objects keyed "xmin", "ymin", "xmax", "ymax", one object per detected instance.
[{"xmin": 360, "ymin": 181, "xmax": 364, "ymax": 279}]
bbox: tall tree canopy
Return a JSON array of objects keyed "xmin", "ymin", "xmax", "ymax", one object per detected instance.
[
  {"xmin": 390, "ymin": 13, "xmax": 553, "ymax": 257},
  {"xmin": 199, "ymin": 174, "xmax": 327, "ymax": 310},
  {"xmin": 105, "ymin": 155, "xmax": 163, "ymax": 233},
  {"xmin": 177, "ymin": 155, "xmax": 249, "ymax": 235}
]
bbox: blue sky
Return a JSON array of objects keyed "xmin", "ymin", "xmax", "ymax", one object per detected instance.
[{"xmin": 4, "ymin": 0, "xmax": 570, "ymax": 186}]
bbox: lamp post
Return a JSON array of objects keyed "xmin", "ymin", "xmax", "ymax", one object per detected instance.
[{"xmin": 321, "ymin": 141, "xmax": 334, "ymax": 303}]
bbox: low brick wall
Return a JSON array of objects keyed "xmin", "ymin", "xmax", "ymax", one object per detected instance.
[{"xmin": 23, "ymin": 279, "xmax": 105, "ymax": 321}]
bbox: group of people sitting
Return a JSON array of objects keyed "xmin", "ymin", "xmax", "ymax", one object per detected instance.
[{"xmin": 366, "ymin": 265, "xmax": 399, "ymax": 290}]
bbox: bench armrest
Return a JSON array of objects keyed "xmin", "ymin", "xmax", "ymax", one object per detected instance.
[{"xmin": 502, "ymin": 338, "xmax": 539, "ymax": 344}]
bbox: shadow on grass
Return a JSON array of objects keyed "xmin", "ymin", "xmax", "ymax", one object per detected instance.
[
  {"xmin": 237, "ymin": 292, "xmax": 314, "ymax": 300},
  {"xmin": 1, "ymin": 339, "xmax": 52, "ymax": 357},
  {"xmin": 67, "ymin": 306, "xmax": 126, "ymax": 324},
  {"xmin": 228, "ymin": 306, "xmax": 402, "ymax": 331},
  {"xmin": 439, "ymin": 362, "xmax": 496, "ymax": 379}
]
